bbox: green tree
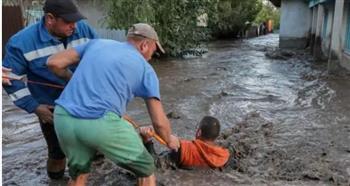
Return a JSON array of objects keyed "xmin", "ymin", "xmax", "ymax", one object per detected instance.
[
  {"xmin": 104, "ymin": 0, "xmax": 217, "ymax": 57},
  {"xmin": 254, "ymin": 1, "xmax": 280, "ymax": 30},
  {"xmin": 209, "ymin": 0, "xmax": 262, "ymax": 38}
]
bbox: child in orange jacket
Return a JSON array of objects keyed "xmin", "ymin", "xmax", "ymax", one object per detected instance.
[{"xmin": 140, "ymin": 116, "xmax": 230, "ymax": 170}]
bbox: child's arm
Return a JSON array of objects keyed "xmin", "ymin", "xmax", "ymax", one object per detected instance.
[
  {"xmin": 139, "ymin": 126, "xmax": 181, "ymax": 169},
  {"xmin": 139, "ymin": 126, "xmax": 158, "ymax": 158},
  {"xmin": 139, "ymin": 126, "xmax": 154, "ymax": 143}
]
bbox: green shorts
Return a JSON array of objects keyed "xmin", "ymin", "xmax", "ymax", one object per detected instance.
[{"xmin": 53, "ymin": 106, "xmax": 155, "ymax": 179}]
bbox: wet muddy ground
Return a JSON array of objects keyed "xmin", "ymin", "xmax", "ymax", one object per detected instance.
[{"xmin": 2, "ymin": 34, "xmax": 350, "ymax": 185}]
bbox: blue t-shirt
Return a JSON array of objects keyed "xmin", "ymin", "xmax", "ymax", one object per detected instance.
[{"xmin": 55, "ymin": 39, "xmax": 160, "ymax": 119}]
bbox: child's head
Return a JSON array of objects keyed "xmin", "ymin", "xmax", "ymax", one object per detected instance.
[{"xmin": 196, "ymin": 116, "xmax": 220, "ymax": 141}]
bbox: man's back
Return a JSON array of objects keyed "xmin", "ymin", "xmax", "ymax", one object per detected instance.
[{"xmin": 56, "ymin": 39, "xmax": 160, "ymax": 119}]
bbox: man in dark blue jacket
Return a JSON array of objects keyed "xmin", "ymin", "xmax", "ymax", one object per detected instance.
[{"xmin": 2, "ymin": 0, "xmax": 98, "ymax": 179}]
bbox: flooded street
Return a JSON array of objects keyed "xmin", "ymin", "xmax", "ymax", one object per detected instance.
[{"xmin": 3, "ymin": 34, "xmax": 350, "ymax": 185}]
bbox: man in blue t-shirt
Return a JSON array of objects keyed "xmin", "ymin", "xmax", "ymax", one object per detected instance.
[
  {"xmin": 2, "ymin": 0, "xmax": 97, "ymax": 180},
  {"xmin": 47, "ymin": 23, "xmax": 179, "ymax": 186}
]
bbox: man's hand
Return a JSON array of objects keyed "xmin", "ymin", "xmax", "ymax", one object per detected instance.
[
  {"xmin": 139, "ymin": 126, "xmax": 154, "ymax": 142},
  {"xmin": 34, "ymin": 104, "xmax": 54, "ymax": 124},
  {"xmin": 140, "ymin": 126, "xmax": 179, "ymax": 151},
  {"xmin": 2, "ymin": 67, "xmax": 12, "ymax": 85},
  {"xmin": 167, "ymin": 135, "xmax": 180, "ymax": 152},
  {"xmin": 47, "ymin": 48, "xmax": 79, "ymax": 81},
  {"xmin": 61, "ymin": 69, "xmax": 73, "ymax": 82}
]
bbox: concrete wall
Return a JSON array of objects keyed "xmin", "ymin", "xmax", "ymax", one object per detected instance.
[
  {"xmin": 280, "ymin": 0, "xmax": 311, "ymax": 48},
  {"xmin": 278, "ymin": 0, "xmax": 350, "ymax": 71},
  {"xmin": 318, "ymin": 0, "xmax": 350, "ymax": 71},
  {"xmin": 321, "ymin": 4, "xmax": 333, "ymax": 55},
  {"xmin": 311, "ymin": 7, "xmax": 317, "ymax": 35},
  {"xmin": 340, "ymin": 2, "xmax": 350, "ymax": 71},
  {"xmin": 313, "ymin": 4, "xmax": 325, "ymax": 60},
  {"xmin": 340, "ymin": 2, "xmax": 348, "ymax": 53},
  {"xmin": 341, "ymin": 53, "xmax": 350, "ymax": 70}
]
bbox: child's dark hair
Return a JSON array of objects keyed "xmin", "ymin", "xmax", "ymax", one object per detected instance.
[{"xmin": 199, "ymin": 116, "xmax": 220, "ymax": 140}]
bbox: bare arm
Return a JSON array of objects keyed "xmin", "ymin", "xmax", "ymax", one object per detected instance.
[
  {"xmin": 47, "ymin": 48, "xmax": 80, "ymax": 81},
  {"xmin": 2, "ymin": 67, "xmax": 12, "ymax": 85},
  {"xmin": 145, "ymin": 98, "xmax": 179, "ymax": 150}
]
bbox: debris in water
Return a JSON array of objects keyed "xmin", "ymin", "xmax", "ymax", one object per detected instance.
[
  {"xmin": 265, "ymin": 49, "xmax": 296, "ymax": 60},
  {"xmin": 216, "ymin": 67, "xmax": 227, "ymax": 71},
  {"xmin": 166, "ymin": 111, "xmax": 181, "ymax": 119}
]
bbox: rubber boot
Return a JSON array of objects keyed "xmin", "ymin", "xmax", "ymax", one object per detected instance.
[{"xmin": 47, "ymin": 158, "xmax": 66, "ymax": 179}]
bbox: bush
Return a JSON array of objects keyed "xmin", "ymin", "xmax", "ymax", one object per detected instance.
[
  {"xmin": 104, "ymin": 0, "xmax": 217, "ymax": 57},
  {"xmin": 254, "ymin": 2, "xmax": 280, "ymax": 30},
  {"xmin": 103, "ymin": 0, "xmax": 265, "ymax": 56},
  {"xmin": 208, "ymin": 0, "xmax": 262, "ymax": 38}
]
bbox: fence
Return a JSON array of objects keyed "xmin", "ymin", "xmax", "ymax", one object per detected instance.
[{"xmin": 94, "ymin": 28, "xmax": 126, "ymax": 42}]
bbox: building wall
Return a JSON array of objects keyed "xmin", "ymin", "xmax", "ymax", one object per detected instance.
[
  {"xmin": 318, "ymin": 1, "xmax": 350, "ymax": 71},
  {"xmin": 341, "ymin": 2, "xmax": 348, "ymax": 53},
  {"xmin": 340, "ymin": 2, "xmax": 350, "ymax": 70},
  {"xmin": 280, "ymin": 0, "xmax": 311, "ymax": 48},
  {"xmin": 321, "ymin": 3, "xmax": 333, "ymax": 55},
  {"xmin": 278, "ymin": 0, "xmax": 350, "ymax": 71},
  {"xmin": 311, "ymin": 6, "xmax": 317, "ymax": 35}
]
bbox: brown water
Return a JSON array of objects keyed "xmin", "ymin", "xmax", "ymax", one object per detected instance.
[{"xmin": 2, "ymin": 34, "xmax": 350, "ymax": 186}]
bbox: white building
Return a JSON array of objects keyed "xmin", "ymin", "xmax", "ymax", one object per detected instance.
[{"xmin": 271, "ymin": 0, "xmax": 350, "ymax": 71}]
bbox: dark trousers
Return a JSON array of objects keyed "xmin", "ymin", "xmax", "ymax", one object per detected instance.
[{"xmin": 39, "ymin": 112, "xmax": 65, "ymax": 160}]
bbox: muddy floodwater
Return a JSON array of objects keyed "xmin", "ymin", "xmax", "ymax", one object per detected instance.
[{"xmin": 2, "ymin": 34, "xmax": 350, "ymax": 186}]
